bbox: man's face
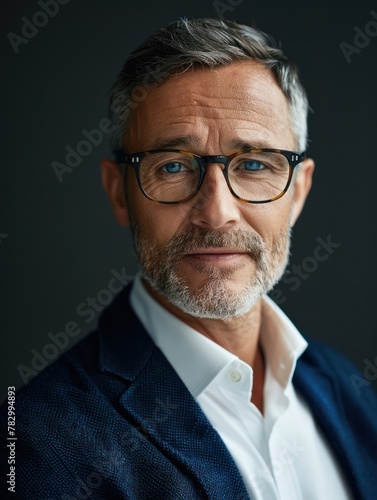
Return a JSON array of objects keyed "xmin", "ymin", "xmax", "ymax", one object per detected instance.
[{"xmin": 102, "ymin": 61, "xmax": 313, "ymax": 320}]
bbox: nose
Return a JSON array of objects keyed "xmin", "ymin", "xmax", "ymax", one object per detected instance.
[{"xmin": 188, "ymin": 162, "xmax": 241, "ymax": 230}]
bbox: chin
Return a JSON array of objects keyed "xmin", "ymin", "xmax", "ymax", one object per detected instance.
[{"xmin": 152, "ymin": 267, "xmax": 265, "ymax": 320}]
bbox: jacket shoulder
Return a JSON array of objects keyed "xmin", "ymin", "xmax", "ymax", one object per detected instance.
[{"xmin": 296, "ymin": 335, "xmax": 377, "ymax": 413}]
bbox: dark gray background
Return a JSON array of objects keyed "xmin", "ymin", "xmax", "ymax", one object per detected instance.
[{"xmin": 1, "ymin": 0, "xmax": 377, "ymax": 404}]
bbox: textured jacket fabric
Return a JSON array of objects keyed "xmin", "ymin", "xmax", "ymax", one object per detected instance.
[{"xmin": 1, "ymin": 284, "xmax": 377, "ymax": 499}]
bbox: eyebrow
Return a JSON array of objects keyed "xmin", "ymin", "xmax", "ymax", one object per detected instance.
[
  {"xmin": 149, "ymin": 135, "xmax": 203, "ymax": 150},
  {"xmin": 228, "ymin": 139, "xmax": 273, "ymax": 152}
]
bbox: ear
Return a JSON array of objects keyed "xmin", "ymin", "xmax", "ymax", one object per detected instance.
[
  {"xmin": 290, "ymin": 158, "xmax": 315, "ymax": 227},
  {"xmin": 100, "ymin": 159, "xmax": 130, "ymax": 227}
]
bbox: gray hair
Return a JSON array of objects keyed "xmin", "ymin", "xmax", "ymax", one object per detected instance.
[{"xmin": 109, "ymin": 18, "xmax": 309, "ymax": 152}]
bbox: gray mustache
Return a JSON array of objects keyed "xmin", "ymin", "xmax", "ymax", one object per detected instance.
[{"xmin": 164, "ymin": 228, "xmax": 265, "ymax": 259}]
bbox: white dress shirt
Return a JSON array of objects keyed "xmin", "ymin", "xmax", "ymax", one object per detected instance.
[{"xmin": 130, "ymin": 273, "xmax": 352, "ymax": 499}]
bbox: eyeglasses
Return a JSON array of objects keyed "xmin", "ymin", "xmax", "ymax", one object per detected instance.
[{"xmin": 114, "ymin": 148, "xmax": 306, "ymax": 204}]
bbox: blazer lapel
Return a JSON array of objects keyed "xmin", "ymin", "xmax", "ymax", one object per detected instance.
[{"xmin": 98, "ymin": 285, "xmax": 249, "ymax": 499}]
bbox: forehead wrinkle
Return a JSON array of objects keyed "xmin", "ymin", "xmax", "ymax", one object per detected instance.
[
  {"xmin": 126, "ymin": 62, "xmax": 295, "ymax": 152},
  {"xmin": 166, "ymin": 96, "xmax": 280, "ymax": 113},
  {"xmin": 133, "ymin": 113, "xmax": 292, "ymax": 153},
  {"xmin": 165, "ymin": 109, "xmax": 280, "ymax": 129},
  {"xmin": 163, "ymin": 81, "xmax": 284, "ymax": 103},
  {"xmin": 164, "ymin": 101, "xmax": 286, "ymax": 129},
  {"xmin": 180, "ymin": 79, "xmax": 286, "ymax": 100}
]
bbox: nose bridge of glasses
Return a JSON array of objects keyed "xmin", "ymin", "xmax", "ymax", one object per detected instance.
[
  {"xmin": 198, "ymin": 155, "xmax": 232, "ymax": 197},
  {"xmin": 202, "ymin": 155, "xmax": 228, "ymax": 169}
]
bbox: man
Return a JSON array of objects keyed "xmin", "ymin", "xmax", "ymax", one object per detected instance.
[{"xmin": 1, "ymin": 17, "xmax": 376, "ymax": 499}]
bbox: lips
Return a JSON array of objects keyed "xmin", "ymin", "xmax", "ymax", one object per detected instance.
[
  {"xmin": 183, "ymin": 247, "xmax": 248, "ymax": 264},
  {"xmin": 185, "ymin": 247, "xmax": 247, "ymax": 255}
]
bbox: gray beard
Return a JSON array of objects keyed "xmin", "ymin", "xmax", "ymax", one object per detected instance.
[{"xmin": 129, "ymin": 220, "xmax": 291, "ymax": 320}]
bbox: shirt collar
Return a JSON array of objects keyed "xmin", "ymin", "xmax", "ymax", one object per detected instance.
[
  {"xmin": 130, "ymin": 272, "xmax": 307, "ymax": 398},
  {"xmin": 259, "ymin": 295, "xmax": 308, "ymax": 388}
]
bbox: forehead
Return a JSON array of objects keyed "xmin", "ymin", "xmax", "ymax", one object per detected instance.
[{"xmin": 125, "ymin": 60, "xmax": 295, "ymax": 152}]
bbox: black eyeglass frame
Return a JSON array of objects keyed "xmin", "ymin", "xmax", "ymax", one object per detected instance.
[{"xmin": 114, "ymin": 148, "xmax": 306, "ymax": 204}]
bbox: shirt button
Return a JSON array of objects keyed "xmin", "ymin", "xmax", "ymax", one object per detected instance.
[{"xmin": 229, "ymin": 369, "xmax": 242, "ymax": 382}]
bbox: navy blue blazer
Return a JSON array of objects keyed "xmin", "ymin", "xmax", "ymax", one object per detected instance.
[{"xmin": 1, "ymin": 284, "xmax": 377, "ymax": 499}]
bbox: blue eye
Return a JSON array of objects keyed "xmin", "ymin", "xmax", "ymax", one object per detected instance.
[
  {"xmin": 161, "ymin": 162, "xmax": 185, "ymax": 173},
  {"xmin": 242, "ymin": 160, "xmax": 264, "ymax": 171}
]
